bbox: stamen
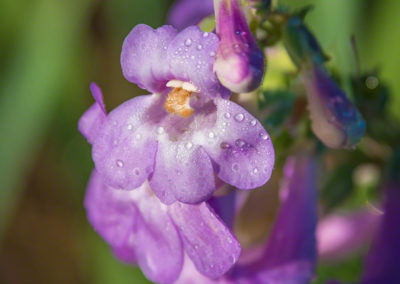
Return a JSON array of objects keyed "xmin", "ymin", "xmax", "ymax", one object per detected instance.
[{"xmin": 164, "ymin": 87, "xmax": 194, "ymax": 118}]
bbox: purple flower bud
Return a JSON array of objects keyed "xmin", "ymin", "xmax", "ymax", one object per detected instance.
[
  {"xmin": 301, "ymin": 63, "xmax": 366, "ymax": 149},
  {"xmin": 214, "ymin": 0, "xmax": 265, "ymax": 93}
]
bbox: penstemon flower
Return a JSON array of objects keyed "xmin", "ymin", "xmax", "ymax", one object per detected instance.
[
  {"xmin": 84, "ymin": 170, "xmax": 241, "ymax": 284},
  {"xmin": 283, "ymin": 16, "xmax": 366, "ymax": 149},
  {"xmin": 214, "ymin": 0, "xmax": 265, "ymax": 93},
  {"xmin": 79, "ymin": 24, "xmax": 274, "ymax": 205},
  {"xmin": 176, "ymin": 155, "xmax": 318, "ymax": 283}
]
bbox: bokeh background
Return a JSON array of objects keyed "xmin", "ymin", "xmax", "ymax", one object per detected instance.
[{"xmin": 0, "ymin": 0, "xmax": 399, "ymax": 283}]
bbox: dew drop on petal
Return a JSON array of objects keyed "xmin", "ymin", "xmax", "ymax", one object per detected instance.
[
  {"xmin": 259, "ymin": 132, "xmax": 269, "ymax": 140},
  {"xmin": 232, "ymin": 163, "xmax": 239, "ymax": 172},
  {"xmin": 194, "ymin": 244, "xmax": 199, "ymax": 250},
  {"xmin": 197, "ymin": 44, "xmax": 203, "ymax": 50},
  {"xmin": 234, "ymin": 113, "xmax": 244, "ymax": 122},
  {"xmin": 250, "ymin": 119, "xmax": 257, "ymax": 126},
  {"xmin": 203, "ymin": 32, "xmax": 209, "ymax": 37},
  {"xmin": 157, "ymin": 127, "xmax": 164, "ymax": 134},
  {"xmin": 235, "ymin": 139, "xmax": 245, "ymax": 147},
  {"xmin": 127, "ymin": 124, "xmax": 133, "ymax": 130},
  {"xmin": 253, "ymin": 167, "xmax": 259, "ymax": 174},
  {"xmin": 208, "ymin": 132, "xmax": 215, "ymax": 139},
  {"xmin": 224, "ymin": 112, "xmax": 231, "ymax": 119},
  {"xmin": 133, "ymin": 168, "xmax": 140, "ymax": 176},
  {"xmin": 220, "ymin": 142, "xmax": 230, "ymax": 149},
  {"xmin": 185, "ymin": 142, "xmax": 193, "ymax": 149},
  {"xmin": 190, "ymin": 55, "xmax": 195, "ymax": 60},
  {"xmin": 116, "ymin": 160, "xmax": 124, "ymax": 168},
  {"xmin": 209, "ymin": 51, "xmax": 215, "ymax": 57},
  {"xmin": 185, "ymin": 38, "xmax": 192, "ymax": 46}
]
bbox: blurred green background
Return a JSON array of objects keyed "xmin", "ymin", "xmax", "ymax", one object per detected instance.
[{"xmin": 0, "ymin": 0, "xmax": 399, "ymax": 283}]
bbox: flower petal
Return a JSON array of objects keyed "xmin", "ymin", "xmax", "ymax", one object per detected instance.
[
  {"xmin": 133, "ymin": 192, "xmax": 184, "ymax": 284},
  {"xmin": 362, "ymin": 184, "xmax": 400, "ymax": 284},
  {"xmin": 92, "ymin": 95, "xmax": 158, "ymax": 189},
  {"xmin": 85, "ymin": 171, "xmax": 184, "ymax": 283},
  {"xmin": 201, "ymin": 98, "xmax": 274, "ymax": 189},
  {"xmin": 167, "ymin": 26, "xmax": 230, "ymax": 98},
  {"xmin": 167, "ymin": 0, "xmax": 214, "ymax": 31},
  {"xmin": 169, "ymin": 202, "xmax": 241, "ymax": 279},
  {"xmin": 261, "ymin": 157, "xmax": 317, "ymax": 272},
  {"xmin": 78, "ymin": 83, "xmax": 106, "ymax": 144},
  {"xmin": 149, "ymin": 141, "xmax": 215, "ymax": 204},
  {"xmin": 121, "ymin": 24, "xmax": 178, "ymax": 94},
  {"xmin": 84, "ymin": 170, "xmax": 137, "ymax": 247}
]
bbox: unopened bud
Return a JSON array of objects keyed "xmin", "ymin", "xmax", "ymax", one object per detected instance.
[{"xmin": 214, "ymin": 0, "xmax": 265, "ymax": 93}]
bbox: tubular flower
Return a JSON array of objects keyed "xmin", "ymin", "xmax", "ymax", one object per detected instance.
[
  {"xmin": 79, "ymin": 24, "xmax": 274, "ymax": 205},
  {"xmin": 301, "ymin": 63, "xmax": 366, "ymax": 149},
  {"xmin": 84, "ymin": 170, "xmax": 241, "ymax": 284},
  {"xmin": 214, "ymin": 0, "xmax": 265, "ymax": 93},
  {"xmin": 283, "ymin": 16, "xmax": 365, "ymax": 149},
  {"xmin": 176, "ymin": 155, "xmax": 318, "ymax": 283}
]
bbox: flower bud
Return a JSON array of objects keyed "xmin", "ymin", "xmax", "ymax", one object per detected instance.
[
  {"xmin": 214, "ymin": 0, "xmax": 265, "ymax": 93},
  {"xmin": 301, "ymin": 63, "xmax": 366, "ymax": 149},
  {"xmin": 282, "ymin": 16, "xmax": 326, "ymax": 68}
]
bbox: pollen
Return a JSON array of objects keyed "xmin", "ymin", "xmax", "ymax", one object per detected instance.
[
  {"xmin": 164, "ymin": 87, "xmax": 194, "ymax": 118},
  {"xmin": 164, "ymin": 80, "xmax": 199, "ymax": 118}
]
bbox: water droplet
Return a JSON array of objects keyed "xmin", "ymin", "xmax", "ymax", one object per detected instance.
[
  {"xmin": 116, "ymin": 160, "xmax": 124, "ymax": 168},
  {"xmin": 232, "ymin": 163, "xmax": 239, "ymax": 172},
  {"xmin": 194, "ymin": 244, "xmax": 199, "ymax": 250},
  {"xmin": 220, "ymin": 142, "xmax": 230, "ymax": 149},
  {"xmin": 113, "ymin": 139, "xmax": 118, "ymax": 145},
  {"xmin": 259, "ymin": 132, "xmax": 269, "ymax": 140},
  {"xmin": 234, "ymin": 113, "xmax": 244, "ymax": 122},
  {"xmin": 184, "ymin": 38, "xmax": 192, "ymax": 46},
  {"xmin": 185, "ymin": 142, "xmax": 193, "ymax": 149},
  {"xmin": 190, "ymin": 55, "xmax": 195, "ymax": 60},
  {"xmin": 250, "ymin": 119, "xmax": 257, "ymax": 126},
  {"xmin": 208, "ymin": 132, "xmax": 215, "ymax": 139},
  {"xmin": 133, "ymin": 168, "xmax": 140, "ymax": 176},
  {"xmin": 224, "ymin": 112, "xmax": 231, "ymax": 119},
  {"xmin": 209, "ymin": 51, "xmax": 215, "ymax": 57},
  {"xmin": 127, "ymin": 124, "xmax": 133, "ymax": 130},
  {"xmin": 196, "ymin": 64, "xmax": 201, "ymax": 69},
  {"xmin": 135, "ymin": 133, "xmax": 142, "ymax": 140},
  {"xmin": 197, "ymin": 44, "xmax": 203, "ymax": 50},
  {"xmin": 253, "ymin": 167, "xmax": 259, "ymax": 174},
  {"xmin": 227, "ymin": 237, "xmax": 233, "ymax": 244},
  {"xmin": 157, "ymin": 127, "xmax": 164, "ymax": 134},
  {"xmin": 235, "ymin": 139, "xmax": 245, "ymax": 147},
  {"xmin": 203, "ymin": 32, "xmax": 209, "ymax": 37}
]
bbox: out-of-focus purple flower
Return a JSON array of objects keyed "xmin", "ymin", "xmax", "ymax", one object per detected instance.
[
  {"xmin": 214, "ymin": 0, "xmax": 265, "ymax": 93},
  {"xmin": 301, "ymin": 63, "xmax": 366, "ymax": 149},
  {"xmin": 85, "ymin": 170, "xmax": 241, "ymax": 284},
  {"xmin": 167, "ymin": 0, "xmax": 214, "ymax": 30},
  {"xmin": 283, "ymin": 17, "xmax": 365, "ymax": 149},
  {"xmin": 79, "ymin": 79, "xmax": 274, "ymax": 205},
  {"xmin": 361, "ymin": 183, "xmax": 400, "ymax": 284},
  {"xmin": 317, "ymin": 208, "xmax": 381, "ymax": 261},
  {"xmin": 176, "ymin": 155, "xmax": 318, "ymax": 283}
]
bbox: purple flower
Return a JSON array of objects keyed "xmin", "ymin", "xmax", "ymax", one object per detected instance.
[
  {"xmin": 214, "ymin": 0, "xmax": 265, "ymax": 93},
  {"xmin": 301, "ymin": 63, "xmax": 366, "ymax": 149},
  {"xmin": 317, "ymin": 208, "xmax": 381, "ymax": 261},
  {"xmin": 79, "ymin": 85, "xmax": 274, "ymax": 205},
  {"xmin": 176, "ymin": 155, "xmax": 318, "ymax": 283},
  {"xmin": 361, "ymin": 183, "xmax": 400, "ymax": 284},
  {"xmin": 84, "ymin": 170, "xmax": 241, "ymax": 284},
  {"xmin": 168, "ymin": 0, "xmax": 214, "ymax": 30}
]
